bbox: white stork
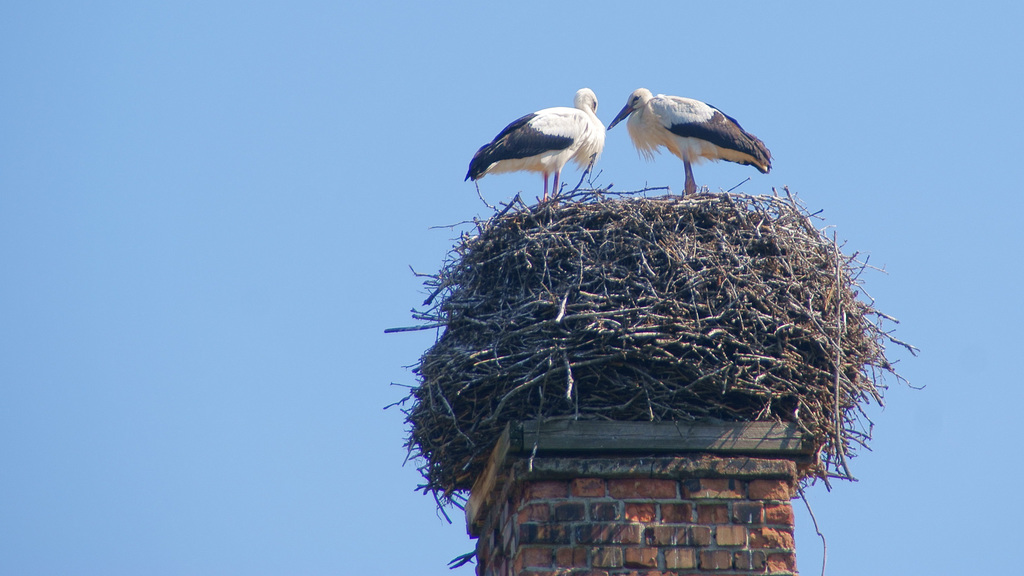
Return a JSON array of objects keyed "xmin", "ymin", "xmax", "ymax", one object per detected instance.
[
  {"xmin": 466, "ymin": 88, "xmax": 605, "ymax": 200},
  {"xmin": 608, "ymin": 88, "xmax": 771, "ymax": 196}
]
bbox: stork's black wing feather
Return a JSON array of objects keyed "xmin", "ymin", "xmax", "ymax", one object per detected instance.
[
  {"xmin": 668, "ymin": 110, "xmax": 771, "ymax": 172},
  {"xmin": 466, "ymin": 113, "xmax": 575, "ymax": 180}
]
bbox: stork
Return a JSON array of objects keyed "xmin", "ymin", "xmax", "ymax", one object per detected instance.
[
  {"xmin": 466, "ymin": 88, "xmax": 605, "ymax": 201},
  {"xmin": 608, "ymin": 88, "xmax": 771, "ymax": 196}
]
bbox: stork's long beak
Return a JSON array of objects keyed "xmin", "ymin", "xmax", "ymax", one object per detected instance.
[{"xmin": 608, "ymin": 104, "xmax": 633, "ymax": 130}]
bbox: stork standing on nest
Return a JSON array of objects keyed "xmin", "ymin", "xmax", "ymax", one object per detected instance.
[
  {"xmin": 466, "ymin": 88, "xmax": 605, "ymax": 201},
  {"xmin": 608, "ymin": 88, "xmax": 771, "ymax": 196}
]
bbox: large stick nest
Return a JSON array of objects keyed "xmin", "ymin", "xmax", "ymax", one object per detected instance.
[{"xmin": 399, "ymin": 190, "xmax": 912, "ymax": 503}]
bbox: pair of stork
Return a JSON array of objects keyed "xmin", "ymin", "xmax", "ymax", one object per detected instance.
[{"xmin": 466, "ymin": 88, "xmax": 772, "ymax": 200}]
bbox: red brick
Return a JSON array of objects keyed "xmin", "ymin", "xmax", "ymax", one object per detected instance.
[
  {"xmin": 520, "ymin": 523, "xmax": 571, "ymax": 544},
  {"xmin": 591, "ymin": 502, "xmax": 620, "ymax": 521},
  {"xmin": 608, "ymin": 479, "xmax": 677, "ymax": 499},
  {"xmin": 748, "ymin": 479, "xmax": 792, "ymax": 500},
  {"xmin": 696, "ymin": 503, "xmax": 730, "ymax": 524},
  {"xmin": 553, "ymin": 502, "xmax": 585, "ymax": 522},
  {"xmin": 525, "ymin": 481, "xmax": 570, "ymax": 501},
  {"xmin": 591, "ymin": 547, "xmax": 624, "ymax": 568},
  {"xmin": 749, "ymin": 527, "xmax": 795, "ymax": 549},
  {"xmin": 767, "ymin": 551, "xmax": 797, "ymax": 572},
  {"xmin": 732, "ymin": 502, "xmax": 764, "ymax": 524},
  {"xmin": 501, "ymin": 513, "xmax": 514, "ymax": 548},
  {"xmin": 646, "ymin": 525, "xmax": 688, "ymax": 546},
  {"xmin": 715, "ymin": 525, "xmax": 746, "ymax": 546},
  {"xmin": 661, "ymin": 502, "xmax": 692, "ymax": 523},
  {"xmin": 518, "ymin": 503, "xmax": 551, "ymax": 523},
  {"xmin": 734, "ymin": 550, "xmax": 767, "ymax": 570},
  {"xmin": 699, "ymin": 549, "xmax": 733, "ymax": 570},
  {"xmin": 665, "ymin": 548, "xmax": 696, "ymax": 569},
  {"xmin": 555, "ymin": 546, "xmax": 587, "ymax": 568},
  {"xmin": 519, "ymin": 546, "xmax": 554, "ymax": 568},
  {"xmin": 764, "ymin": 503, "xmax": 795, "ymax": 526},
  {"xmin": 625, "ymin": 503, "xmax": 656, "ymax": 522},
  {"xmin": 571, "ymin": 478, "xmax": 606, "ymax": 497},
  {"xmin": 690, "ymin": 525, "xmax": 712, "ymax": 546},
  {"xmin": 684, "ymin": 478, "xmax": 743, "ymax": 499},
  {"xmin": 477, "ymin": 535, "xmax": 491, "ymax": 562},
  {"xmin": 576, "ymin": 523, "xmax": 642, "ymax": 544},
  {"xmin": 624, "ymin": 547, "xmax": 659, "ymax": 568}
]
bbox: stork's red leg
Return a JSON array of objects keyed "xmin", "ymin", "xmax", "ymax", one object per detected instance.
[
  {"xmin": 542, "ymin": 173, "xmax": 549, "ymax": 201},
  {"xmin": 552, "ymin": 171, "xmax": 561, "ymax": 199},
  {"xmin": 683, "ymin": 158, "xmax": 696, "ymax": 196}
]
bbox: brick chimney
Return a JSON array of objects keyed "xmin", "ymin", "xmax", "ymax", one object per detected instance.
[{"xmin": 466, "ymin": 420, "xmax": 809, "ymax": 575}]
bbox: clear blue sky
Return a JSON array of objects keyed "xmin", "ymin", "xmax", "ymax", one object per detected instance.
[{"xmin": 2, "ymin": 2, "xmax": 1022, "ymax": 574}]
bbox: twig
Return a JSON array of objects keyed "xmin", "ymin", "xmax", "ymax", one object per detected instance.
[
  {"xmin": 726, "ymin": 177, "xmax": 751, "ymax": 193},
  {"xmin": 563, "ymin": 350, "xmax": 575, "ymax": 400},
  {"xmin": 555, "ymin": 292, "xmax": 569, "ymax": 323},
  {"xmin": 798, "ymin": 485, "xmax": 827, "ymax": 576},
  {"xmin": 832, "ymin": 230, "xmax": 855, "ymax": 481},
  {"xmin": 475, "ymin": 181, "xmax": 495, "ymax": 210},
  {"xmin": 494, "ymin": 193, "xmax": 521, "ymax": 219},
  {"xmin": 384, "ymin": 323, "xmax": 445, "ymax": 333},
  {"xmin": 570, "ymin": 156, "xmax": 598, "ymax": 193},
  {"xmin": 448, "ymin": 550, "xmax": 476, "ymax": 569}
]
